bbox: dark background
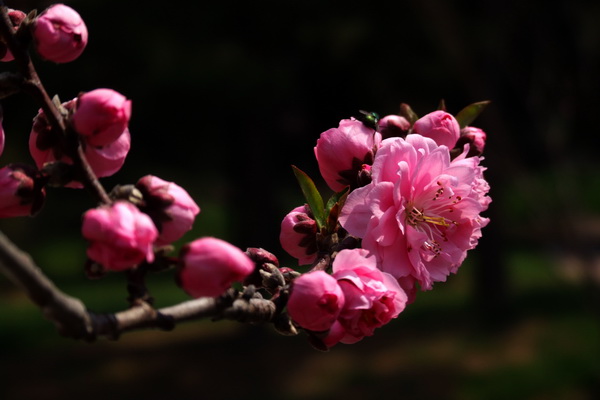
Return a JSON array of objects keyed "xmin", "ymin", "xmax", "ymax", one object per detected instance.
[{"xmin": 1, "ymin": 0, "xmax": 599, "ymax": 399}]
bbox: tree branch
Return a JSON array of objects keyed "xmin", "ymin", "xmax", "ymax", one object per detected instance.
[{"xmin": 0, "ymin": 230, "xmax": 278, "ymax": 340}]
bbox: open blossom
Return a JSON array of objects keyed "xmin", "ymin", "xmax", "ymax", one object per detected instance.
[
  {"xmin": 412, "ymin": 110, "xmax": 460, "ymax": 149},
  {"xmin": 71, "ymin": 89, "xmax": 132, "ymax": 147},
  {"xmin": 135, "ymin": 175, "xmax": 200, "ymax": 246},
  {"xmin": 287, "ymin": 271, "xmax": 345, "ymax": 332},
  {"xmin": 315, "ymin": 118, "xmax": 381, "ymax": 191},
  {"xmin": 178, "ymin": 237, "xmax": 255, "ymax": 298},
  {"xmin": 279, "ymin": 204, "xmax": 318, "ymax": 265},
  {"xmin": 339, "ymin": 134, "xmax": 490, "ymax": 291},
  {"xmin": 327, "ymin": 249, "xmax": 407, "ymax": 345},
  {"xmin": 82, "ymin": 201, "xmax": 158, "ymax": 271},
  {"xmin": 0, "ymin": 164, "xmax": 46, "ymax": 218},
  {"xmin": 33, "ymin": 4, "xmax": 88, "ymax": 63}
]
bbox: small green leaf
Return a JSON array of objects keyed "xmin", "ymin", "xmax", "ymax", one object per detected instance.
[
  {"xmin": 326, "ymin": 187, "xmax": 349, "ymax": 232},
  {"xmin": 399, "ymin": 103, "xmax": 419, "ymax": 125},
  {"xmin": 437, "ymin": 98, "xmax": 447, "ymax": 111},
  {"xmin": 325, "ymin": 186, "xmax": 349, "ymax": 213},
  {"xmin": 292, "ymin": 165, "xmax": 326, "ymax": 229},
  {"xmin": 455, "ymin": 100, "xmax": 491, "ymax": 128}
]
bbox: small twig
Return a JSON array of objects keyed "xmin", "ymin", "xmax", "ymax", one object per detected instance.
[{"xmin": 0, "ymin": 231, "xmax": 278, "ymax": 340}]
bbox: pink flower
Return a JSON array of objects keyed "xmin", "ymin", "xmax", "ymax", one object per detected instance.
[
  {"xmin": 456, "ymin": 126, "xmax": 487, "ymax": 157},
  {"xmin": 315, "ymin": 118, "xmax": 381, "ymax": 191},
  {"xmin": 0, "ymin": 9, "xmax": 26, "ymax": 62},
  {"xmin": 329, "ymin": 249, "xmax": 407, "ymax": 345},
  {"xmin": 412, "ymin": 110, "xmax": 460, "ymax": 149},
  {"xmin": 178, "ymin": 237, "xmax": 254, "ymax": 298},
  {"xmin": 81, "ymin": 201, "xmax": 158, "ymax": 271},
  {"xmin": 33, "ymin": 4, "xmax": 88, "ymax": 63},
  {"xmin": 135, "ymin": 175, "xmax": 201, "ymax": 246},
  {"xmin": 0, "ymin": 164, "xmax": 46, "ymax": 218},
  {"xmin": 71, "ymin": 89, "xmax": 132, "ymax": 147},
  {"xmin": 0, "ymin": 110, "xmax": 4, "ymax": 157},
  {"xmin": 378, "ymin": 114, "xmax": 410, "ymax": 139},
  {"xmin": 339, "ymin": 135, "xmax": 490, "ymax": 291},
  {"xmin": 29, "ymin": 105, "xmax": 130, "ymax": 186},
  {"xmin": 279, "ymin": 205, "xmax": 318, "ymax": 265},
  {"xmin": 82, "ymin": 129, "xmax": 131, "ymax": 179},
  {"xmin": 287, "ymin": 270, "xmax": 345, "ymax": 332}
]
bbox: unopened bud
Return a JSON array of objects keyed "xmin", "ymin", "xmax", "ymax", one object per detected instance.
[
  {"xmin": 0, "ymin": 9, "xmax": 26, "ymax": 62},
  {"xmin": 455, "ymin": 126, "xmax": 487, "ymax": 157},
  {"xmin": 33, "ymin": 4, "xmax": 88, "ymax": 63},
  {"xmin": 378, "ymin": 114, "xmax": 410, "ymax": 139},
  {"xmin": 0, "ymin": 163, "xmax": 46, "ymax": 218}
]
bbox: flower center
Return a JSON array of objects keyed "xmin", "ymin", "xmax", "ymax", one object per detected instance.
[{"xmin": 406, "ymin": 206, "xmax": 450, "ymax": 228}]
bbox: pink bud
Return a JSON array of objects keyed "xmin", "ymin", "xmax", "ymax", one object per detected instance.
[
  {"xmin": 279, "ymin": 205, "xmax": 317, "ymax": 266},
  {"xmin": 71, "ymin": 89, "xmax": 132, "ymax": 147},
  {"xmin": 412, "ymin": 110, "xmax": 460, "ymax": 148},
  {"xmin": 33, "ymin": 4, "xmax": 88, "ymax": 63},
  {"xmin": 29, "ymin": 105, "xmax": 130, "ymax": 187},
  {"xmin": 287, "ymin": 271, "xmax": 345, "ymax": 332},
  {"xmin": 378, "ymin": 114, "xmax": 410, "ymax": 139},
  {"xmin": 315, "ymin": 118, "xmax": 381, "ymax": 191},
  {"xmin": 456, "ymin": 126, "xmax": 487, "ymax": 156},
  {"xmin": 82, "ymin": 201, "xmax": 158, "ymax": 271},
  {"xmin": 83, "ymin": 128, "xmax": 131, "ymax": 179},
  {"xmin": 178, "ymin": 237, "xmax": 254, "ymax": 298},
  {"xmin": 0, "ymin": 9, "xmax": 26, "ymax": 62},
  {"xmin": 0, "ymin": 109, "xmax": 5, "ymax": 157},
  {"xmin": 135, "ymin": 175, "xmax": 200, "ymax": 246},
  {"xmin": 0, "ymin": 164, "xmax": 46, "ymax": 218}
]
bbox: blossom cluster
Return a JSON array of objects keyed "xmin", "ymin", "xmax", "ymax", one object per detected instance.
[
  {"xmin": 282, "ymin": 107, "xmax": 491, "ymax": 348},
  {"xmin": 0, "ymin": 2, "xmax": 491, "ymax": 350}
]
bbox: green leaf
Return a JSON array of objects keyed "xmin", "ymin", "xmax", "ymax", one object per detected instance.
[
  {"xmin": 292, "ymin": 165, "xmax": 326, "ymax": 229},
  {"xmin": 326, "ymin": 187, "xmax": 349, "ymax": 232},
  {"xmin": 455, "ymin": 100, "xmax": 491, "ymax": 128},
  {"xmin": 437, "ymin": 98, "xmax": 447, "ymax": 111},
  {"xmin": 399, "ymin": 103, "xmax": 419, "ymax": 125},
  {"xmin": 325, "ymin": 186, "xmax": 349, "ymax": 213}
]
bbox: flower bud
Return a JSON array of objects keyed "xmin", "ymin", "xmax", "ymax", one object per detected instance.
[
  {"xmin": 33, "ymin": 4, "xmax": 88, "ymax": 63},
  {"xmin": 0, "ymin": 164, "xmax": 46, "ymax": 218},
  {"xmin": 81, "ymin": 201, "xmax": 158, "ymax": 271},
  {"xmin": 455, "ymin": 126, "xmax": 487, "ymax": 157},
  {"xmin": 0, "ymin": 108, "xmax": 5, "ymax": 157},
  {"xmin": 135, "ymin": 175, "xmax": 200, "ymax": 246},
  {"xmin": 29, "ymin": 104, "xmax": 131, "ymax": 187},
  {"xmin": 378, "ymin": 114, "xmax": 410, "ymax": 139},
  {"xmin": 411, "ymin": 110, "xmax": 460, "ymax": 149},
  {"xmin": 315, "ymin": 118, "xmax": 381, "ymax": 191},
  {"xmin": 178, "ymin": 237, "xmax": 254, "ymax": 298},
  {"xmin": 287, "ymin": 271, "xmax": 345, "ymax": 332},
  {"xmin": 0, "ymin": 9, "xmax": 26, "ymax": 62},
  {"xmin": 279, "ymin": 205, "xmax": 318, "ymax": 266},
  {"xmin": 71, "ymin": 89, "xmax": 132, "ymax": 147}
]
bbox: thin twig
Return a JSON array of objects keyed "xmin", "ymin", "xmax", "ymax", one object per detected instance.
[{"xmin": 0, "ymin": 231, "xmax": 277, "ymax": 340}]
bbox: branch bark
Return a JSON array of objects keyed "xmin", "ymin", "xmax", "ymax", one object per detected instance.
[{"xmin": 0, "ymin": 231, "xmax": 278, "ymax": 340}]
